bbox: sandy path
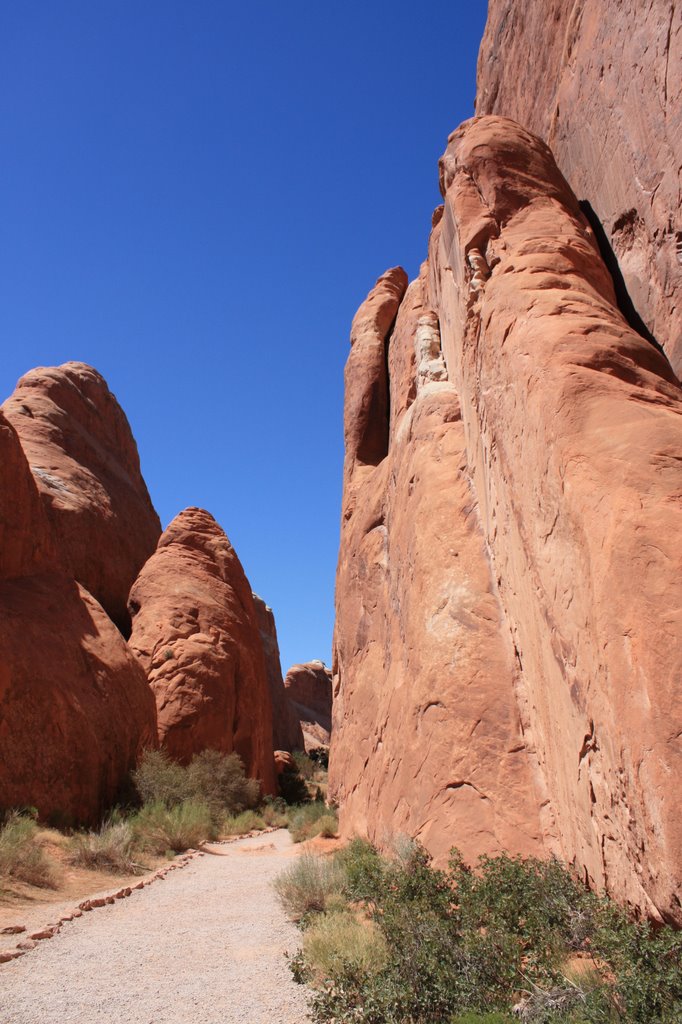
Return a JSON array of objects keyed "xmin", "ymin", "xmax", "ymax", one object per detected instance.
[{"xmin": 0, "ymin": 830, "xmax": 310, "ymax": 1024}]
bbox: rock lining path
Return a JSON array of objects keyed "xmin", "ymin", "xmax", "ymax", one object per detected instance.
[{"xmin": 0, "ymin": 830, "xmax": 310, "ymax": 1024}]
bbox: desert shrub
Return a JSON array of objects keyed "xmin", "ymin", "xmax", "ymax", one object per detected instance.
[
  {"xmin": 132, "ymin": 749, "xmax": 190, "ymax": 807},
  {"xmin": 279, "ymin": 766, "xmax": 310, "ymax": 805},
  {"xmin": 69, "ymin": 817, "xmax": 141, "ymax": 874},
  {"xmin": 132, "ymin": 800, "xmax": 214, "ymax": 854},
  {"xmin": 315, "ymin": 814, "xmax": 338, "ymax": 839},
  {"xmin": 298, "ymin": 909, "xmax": 387, "ymax": 984},
  {"xmin": 0, "ymin": 811, "xmax": 57, "ymax": 889},
  {"xmin": 273, "ymin": 851, "xmax": 345, "ymax": 921},
  {"xmin": 261, "ymin": 802, "xmax": 288, "ymax": 828},
  {"xmin": 590, "ymin": 901, "xmax": 682, "ymax": 1023},
  {"xmin": 293, "ymin": 750, "xmax": 315, "ymax": 780},
  {"xmin": 187, "ymin": 749, "xmax": 260, "ymax": 819},
  {"xmin": 292, "ymin": 838, "xmax": 682, "ymax": 1024},
  {"xmin": 222, "ymin": 810, "xmax": 267, "ymax": 836},
  {"xmin": 288, "ymin": 803, "xmax": 338, "ymax": 843}
]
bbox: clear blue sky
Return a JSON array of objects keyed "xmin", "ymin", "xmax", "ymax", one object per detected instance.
[{"xmin": 1, "ymin": 2, "xmax": 488, "ymax": 672}]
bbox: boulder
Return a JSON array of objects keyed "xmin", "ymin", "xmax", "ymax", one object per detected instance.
[
  {"xmin": 476, "ymin": 0, "xmax": 682, "ymax": 376},
  {"xmin": 128, "ymin": 508, "xmax": 276, "ymax": 794},
  {"xmin": 2, "ymin": 362, "xmax": 161, "ymax": 634}
]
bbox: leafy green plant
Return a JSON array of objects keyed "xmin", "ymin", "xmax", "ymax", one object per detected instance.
[
  {"xmin": 0, "ymin": 811, "xmax": 57, "ymax": 889},
  {"xmin": 222, "ymin": 810, "xmax": 267, "ymax": 835},
  {"xmin": 131, "ymin": 800, "xmax": 214, "ymax": 854},
  {"xmin": 187, "ymin": 749, "xmax": 260, "ymax": 820},
  {"xmin": 132, "ymin": 749, "xmax": 190, "ymax": 807},
  {"xmin": 288, "ymin": 803, "xmax": 338, "ymax": 843}
]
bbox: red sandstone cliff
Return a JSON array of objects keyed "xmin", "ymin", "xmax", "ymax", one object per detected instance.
[
  {"xmin": 128, "ymin": 508, "xmax": 277, "ymax": 794},
  {"xmin": 0, "ymin": 411, "xmax": 157, "ymax": 826},
  {"xmin": 476, "ymin": 0, "xmax": 682, "ymax": 377},
  {"xmin": 331, "ymin": 115, "xmax": 682, "ymax": 924},
  {"xmin": 2, "ymin": 362, "xmax": 161, "ymax": 634},
  {"xmin": 283, "ymin": 661, "xmax": 333, "ymax": 751},
  {"xmin": 252, "ymin": 594, "xmax": 304, "ymax": 753}
]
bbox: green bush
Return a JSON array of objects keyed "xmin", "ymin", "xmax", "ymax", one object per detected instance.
[
  {"xmin": 187, "ymin": 749, "xmax": 260, "ymax": 819},
  {"xmin": 299, "ymin": 909, "xmax": 387, "ymax": 984},
  {"xmin": 132, "ymin": 750, "xmax": 190, "ymax": 807},
  {"xmin": 222, "ymin": 810, "xmax": 267, "ymax": 836},
  {"xmin": 273, "ymin": 851, "xmax": 345, "ymax": 922},
  {"xmin": 279, "ymin": 766, "xmax": 310, "ymax": 805},
  {"xmin": 293, "ymin": 750, "xmax": 315, "ymax": 780},
  {"xmin": 132, "ymin": 800, "xmax": 214, "ymax": 854},
  {"xmin": 69, "ymin": 817, "xmax": 142, "ymax": 874},
  {"xmin": 288, "ymin": 803, "xmax": 338, "ymax": 843},
  {"xmin": 288, "ymin": 839, "xmax": 682, "ymax": 1024},
  {"xmin": 0, "ymin": 811, "xmax": 57, "ymax": 889},
  {"xmin": 133, "ymin": 748, "xmax": 261, "ymax": 829}
]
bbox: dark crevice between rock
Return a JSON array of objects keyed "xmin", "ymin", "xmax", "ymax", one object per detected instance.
[{"xmin": 579, "ymin": 200, "xmax": 667, "ymax": 361}]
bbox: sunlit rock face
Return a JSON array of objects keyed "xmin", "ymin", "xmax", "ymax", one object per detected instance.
[
  {"xmin": 283, "ymin": 661, "xmax": 333, "ymax": 751},
  {"xmin": 331, "ymin": 261, "xmax": 548, "ymax": 870},
  {"xmin": 476, "ymin": 0, "xmax": 682, "ymax": 377},
  {"xmin": 2, "ymin": 361, "xmax": 161, "ymax": 635},
  {"xmin": 0, "ymin": 410, "xmax": 158, "ymax": 827},
  {"xmin": 128, "ymin": 507, "xmax": 276, "ymax": 795},
  {"xmin": 331, "ymin": 115, "xmax": 682, "ymax": 925}
]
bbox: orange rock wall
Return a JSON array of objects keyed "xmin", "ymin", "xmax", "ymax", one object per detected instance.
[
  {"xmin": 476, "ymin": 0, "xmax": 682, "ymax": 376},
  {"xmin": 331, "ymin": 263, "xmax": 547, "ymax": 868},
  {"xmin": 0, "ymin": 412, "xmax": 157, "ymax": 826},
  {"xmin": 2, "ymin": 362, "xmax": 161, "ymax": 634},
  {"xmin": 331, "ymin": 116, "xmax": 682, "ymax": 924},
  {"xmin": 128, "ymin": 508, "xmax": 276, "ymax": 794}
]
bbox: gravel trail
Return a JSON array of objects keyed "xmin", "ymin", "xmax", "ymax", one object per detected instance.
[{"xmin": 0, "ymin": 830, "xmax": 310, "ymax": 1024}]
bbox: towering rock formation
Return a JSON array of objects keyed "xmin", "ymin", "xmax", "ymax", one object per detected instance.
[
  {"xmin": 2, "ymin": 362, "xmax": 161, "ymax": 634},
  {"xmin": 252, "ymin": 593, "xmax": 304, "ymax": 752},
  {"xmin": 331, "ymin": 263, "xmax": 546, "ymax": 866},
  {"xmin": 0, "ymin": 411, "xmax": 157, "ymax": 826},
  {"xmin": 476, "ymin": 0, "xmax": 682, "ymax": 376},
  {"xmin": 283, "ymin": 661, "xmax": 333, "ymax": 751},
  {"xmin": 128, "ymin": 508, "xmax": 277, "ymax": 794},
  {"xmin": 331, "ymin": 116, "xmax": 682, "ymax": 923}
]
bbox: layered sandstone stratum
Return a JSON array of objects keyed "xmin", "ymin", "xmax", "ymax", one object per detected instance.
[{"xmin": 331, "ymin": 65, "xmax": 682, "ymax": 923}]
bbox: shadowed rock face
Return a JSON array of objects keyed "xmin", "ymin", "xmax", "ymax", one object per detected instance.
[
  {"xmin": 283, "ymin": 661, "xmax": 333, "ymax": 751},
  {"xmin": 476, "ymin": 0, "xmax": 682, "ymax": 376},
  {"xmin": 252, "ymin": 594, "xmax": 304, "ymax": 753},
  {"xmin": 332, "ymin": 115, "xmax": 682, "ymax": 924},
  {"xmin": 0, "ymin": 412, "xmax": 158, "ymax": 826},
  {"xmin": 2, "ymin": 362, "xmax": 161, "ymax": 634},
  {"xmin": 128, "ymin": 508, "xmax": 276, "ymax": 795}
]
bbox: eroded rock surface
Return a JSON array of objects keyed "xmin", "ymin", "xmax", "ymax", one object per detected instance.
[
  {"xmin": 2, "ymin": 362, "xmax": 161, "ymax": 633},
  {"xmin": 283, "ymin": 661, "xmax": 333, "ymax": 752},
  {"xmin": 476, "ymin": 0, "xmax": 682, "ymax": 375},
  {"xmin": 330, "ymin": 263, "xmax": 546, "ymax": 867},
  {"xmin": 0, "ymin": 413, "xmax": 157, "ymax": 825},
  {"xmin": 252, "ymin": 594, "xmax": 304, "ymax": 753},
  {"xmin": 332, "ymin": 115, "xmax": 682, "ymax": 924},
  {"xmin": 430, "ymin": 114, "xmax": 682, "ymax": 922},
  {"xmin": 128, "ymin": 508, "xmax": 276, "ymax": 794}
]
